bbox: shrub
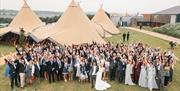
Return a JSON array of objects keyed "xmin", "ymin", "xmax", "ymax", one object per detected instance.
[{"xmin": 153, "ymin": 23, "xmax": 180, "ymax": 38}]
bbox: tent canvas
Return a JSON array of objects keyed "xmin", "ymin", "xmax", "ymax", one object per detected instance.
[
  {"xmin": 92, "ymin": 22, "xmax": 112, "ymax": 38},
  {"xmin": 49, "ymin": 0, "xmax": 106, "ymax": 45},
  {"xmin": 0, "ymin": 1, "xmax": 44, "ymax": 36},
  {"xmin": 0, "ymin": 27, "xmax": 13, "ymax": 36},
  {"xmin": 92, "ymin": 6, "xmax": 120, "ymax": 35},
  {"xmin": 28, "ymin": 24, "xmax": 56, "ymax": 42}
]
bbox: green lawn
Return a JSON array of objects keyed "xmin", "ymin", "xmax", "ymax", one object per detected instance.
[
  {"xmin": 0, "ymin": 28, "xmax": 179, "ymax": 91},
  {"xmin": 0, "ymin": 43, "xmax": 15, "ymax": 57}
]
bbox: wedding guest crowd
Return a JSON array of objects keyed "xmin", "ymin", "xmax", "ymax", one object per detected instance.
[{"xmin": 4, "ymin": 42, "xmax": 178, "ymax": 91}]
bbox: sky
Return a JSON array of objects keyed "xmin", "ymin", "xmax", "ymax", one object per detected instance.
[{"xmin": 0, "ymin": 0, "xmax": 180, "ymax": 13}]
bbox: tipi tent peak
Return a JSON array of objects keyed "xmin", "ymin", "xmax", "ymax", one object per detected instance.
[
  {"xmin": 0, "ymin": 0, "xmax": 44, "ymax": 36},
  {"xmin": 48, "ymin": 0, "xmax": 106, "ymax": 45},
  {"xmin": 92, "ymin": 5, "xmax": 120, "ymax": 35}
]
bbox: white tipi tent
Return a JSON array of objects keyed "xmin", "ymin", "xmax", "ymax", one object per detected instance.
[
  {"xmin": 0, "ymin": 0, "xmax": 44, "ymax": 36},
  {"xmin": 92, "ymin": 5, "xmax": 120, "ymax": 35},
  {"xmin": 48, "ymin": 0, "xmax": 106, "ymax": 45},
  {"xmin": 92, "ymin": 22, "xmax": 112, "ymax": 38},
  {"xmin": 28, "ymin": 24, "xmax": 56, "ymax": 42}
]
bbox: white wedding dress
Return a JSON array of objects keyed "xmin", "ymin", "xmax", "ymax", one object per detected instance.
[
  {"xmin": 138, "ymin": 65, "xmax": 148, "ymax": 87},
  {"xmin": 147, "ymin": 66, "xmax": 158, "ymax": 90},
  {"xmin": 95, "ymin": 67, "xmax": 111, "ymax": 90},
  {"xmin": 125, "ymin": 64, "xmax": 135, "ymax": 85}
]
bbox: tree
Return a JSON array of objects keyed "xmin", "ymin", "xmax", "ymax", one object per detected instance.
[
  {"xmin": 40, "ymin": 15, "xmax": 61, "ymax": 24},
  {"xmin": 0, "ymin": 18, "xmax": 12, "ymax": 24},
  {"xmin": 18, "ymin": 28, "xmax": 26, "ymax": 47},
  {"xmin": 87, "ymin": 14, "xmax": 94, "ymax": 20}
]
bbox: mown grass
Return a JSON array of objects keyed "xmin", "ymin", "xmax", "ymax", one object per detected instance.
[
  {"xmin": 0, "ymin": 43, "xmax": 15, "ymax": 57},
  {"xmin": 0, "ymin": 27, "xmax": 179, "ymax": 91}
]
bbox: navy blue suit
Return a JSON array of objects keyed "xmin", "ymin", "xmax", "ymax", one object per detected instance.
[{"xmin": 118, "ymin": 61, "xmax": 126, "ymax": 83}]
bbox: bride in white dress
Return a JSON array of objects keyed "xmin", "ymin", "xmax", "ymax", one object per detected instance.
[
  {"xmin": 125, "ymin": 61, "xmax": 135, "ymax": 85},
  {"xmin": 95, "ymin": 63, "xmax": 111, "ymax": 90},
  {"xmin": 147, "ymin": 63, "xmax": 158, "ymax": 91},
  {"xmin": 138, "ymin": 62, "xmax": 148, "ymax": 87}
]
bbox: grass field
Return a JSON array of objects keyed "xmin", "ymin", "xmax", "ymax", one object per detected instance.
[
  {"xmin": 0, "ymin": 28, "xmax": 179, "ymax": 91},
  {"xmin": 0, "ymin": 43, "xmax": 15, "ymax": 57}
]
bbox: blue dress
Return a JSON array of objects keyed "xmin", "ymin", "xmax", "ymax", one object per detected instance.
[
  {"xmin": 5, "ymin": 64, "xmax": 10, "ymax": 77},
  {"xmin": 63, "ymin": 64, "xmax": 68, "ymax": 75}
]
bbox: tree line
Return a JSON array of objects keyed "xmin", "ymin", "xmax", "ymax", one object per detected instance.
[{"xmin": 0, "ymin": 12, "xmax": 110, "ymax": 25}]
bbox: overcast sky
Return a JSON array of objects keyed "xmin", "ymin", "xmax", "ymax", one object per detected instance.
[{"xmin": 0, "ymin": 0, "xmax": 180, "ymax": 13}]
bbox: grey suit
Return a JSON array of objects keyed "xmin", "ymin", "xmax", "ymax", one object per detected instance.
[
  {"xmin": 157, "ymin": 64, "xmax": 165, "ymax": 90},
  {"xmin": 89, "ymin": 66, "xmax": 98, "ymax": 88}
]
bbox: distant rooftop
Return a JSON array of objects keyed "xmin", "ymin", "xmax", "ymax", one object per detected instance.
[{"xmin": 154, "ymin": 6, "xmax": 180, "ymax": 15}]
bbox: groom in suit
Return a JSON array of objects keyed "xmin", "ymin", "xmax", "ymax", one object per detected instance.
[
  {"xmin": 156, "ymin": 61, "xmax": 165, "ymax": 90},
  {"xmin": 90, "ymin": 62, "xmax": 99, "ymax": 88},
  {"xmin": 118, "ymin": 59, "xmax": 126, "ymax": 83},
  {"xmin": 109, "ymin": 56, "xmax": 117, "ymax": 81}
]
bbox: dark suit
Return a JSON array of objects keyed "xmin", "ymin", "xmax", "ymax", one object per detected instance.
[
  {"xmin": 123, "ymin": 33, "xmax": 126, "ymax": 42},
  {"xmin": 34, "ymin": 63, "xmax": 40, "ymax": 78},
  {"xmin": 46, "ymin": 61, "xmax": 55, "ymax": 83},
  {"xmin": 54, "ymin": 60, "xmax": 62, "ymax": 81},
  {"xmin": 18, "ymin": 61, "xmax": 25, "ymax": 74},
  {"xmin": 118, "ymin": 61, "xmax": 126, "ymax": 83},
  {"xmin": 89, "ymin": 65, "xmax": 98, "ymax": 88},
  {"xmin": 39, "ymin": 58, "xmax": 46, "ymax": 78},
  {"xmin": 14, "ymin": 60, "xmax": 20, "ymax": 84},
  {"xmin": 109, "ymin": 58, "xmax": 117, "ymax": 81},
  {"xmin": 127, "ymin": 32, "xmax": 130, "ymax": 41},
  {"xmin": 7, "ymin": 61, "xmax": 19, "ymax": 88},
  {"xmin": 86, "ymin": 57, "xmax": 92, "ymax": 82}
]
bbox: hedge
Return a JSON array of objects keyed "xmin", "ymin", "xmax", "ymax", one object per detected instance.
[{"xmin": 153, "ymin": 23, "xmax": 180, "ymax": 39}]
